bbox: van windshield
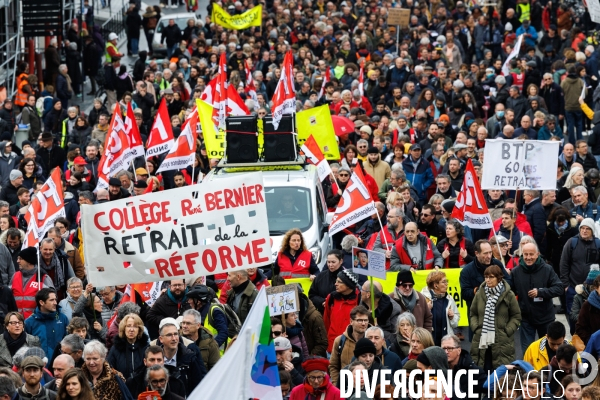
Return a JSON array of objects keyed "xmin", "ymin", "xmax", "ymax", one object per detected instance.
[
  {"xmin": 156, "ymin": 18, "xmax": 191, "ymax": 33},
  {"xmin": 265, "ymin": 186, "xmax": 312, "ymax": 235}
]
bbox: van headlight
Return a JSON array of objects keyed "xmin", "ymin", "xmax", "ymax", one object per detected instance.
[{"xmin": 309, "ymin": 247, "xmax": 321, "ymax": 264}]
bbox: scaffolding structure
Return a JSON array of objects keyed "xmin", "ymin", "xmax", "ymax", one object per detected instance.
[{"xmin": 0, "ymin": 0, "xmax": 21, "ymax": 98}]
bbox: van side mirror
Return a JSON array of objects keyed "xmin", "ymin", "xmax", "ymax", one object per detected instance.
[{"xmin": 325, "ymin": 212, "xmax": 334, "ymax": 225}]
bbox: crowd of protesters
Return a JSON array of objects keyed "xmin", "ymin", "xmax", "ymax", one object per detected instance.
[{"xmin": 2, "ymin": 0, "xmax": 600, "ymax": 398}]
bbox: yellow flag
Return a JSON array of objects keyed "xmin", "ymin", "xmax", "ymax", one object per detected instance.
[
  {"xmin": 211, "ymin": 4, "xmax": 262, "ymax": 30},
  {"xmin": 296, "ymin": 105, "xmax": 341, "ymax": 160},
  {"xmin": 196, "ymin": 99, "xmax": 225, "ymax": 159}
]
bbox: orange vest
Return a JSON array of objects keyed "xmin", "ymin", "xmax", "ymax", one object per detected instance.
[
  {"xmin": 366, "ymin": 228, "xmax": 395, "ymax": 270},
  {"xmin": 15, "ymin": 79, "xmax": 28, "ymax": 107},
  {"xmin": 277, "ymin": 250, "xmax": 313, "ymax": 278},
  {"xmin": 395, "ymin": 235, "xmax": 436, "ymax": 270},
  {"xmin": 12, "ymin": 272, "xmax": 46, "ymax": 319}
]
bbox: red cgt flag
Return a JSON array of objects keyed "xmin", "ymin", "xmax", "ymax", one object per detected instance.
[
  {"xmin": 146, "ymin": 98, "xmax": 174, "ymax": 159},
  {"xmin": 157, "ymin": 109, "xmax": 199, "ymax": 173},
  {"xmin": 451, "ymin": 159, "xmax": 493, "ymax": 229},
  {"xmin": 328, "ymin": 165, "xmax": 376, "ymax": 235},
  {"xmin": 23, "ymin": 168, "xmax": 65, "ymax": 248},
  {"xmin": 300, "ymin": 135, "xmax": 332, "ymax": 182},
  {"xmin": 123, "ymin": 102, "xmax": 145, "ymax": 164},
  {"xmin": 271, "ymin": 51, "xmax": 296, "ymax": 130}
]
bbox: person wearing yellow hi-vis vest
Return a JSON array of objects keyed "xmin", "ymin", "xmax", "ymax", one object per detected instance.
[
  {"xmin": 186, "ymin": 285, "xmax": 230, "ymax": 348},
  {"xmin": 105, "ymin": 32, "xmax": 124, "ymax": 63},
  {"xmin": 516, "ymin": 0, "xmax": 531, "ymax": 23},
  {"xmin": 60, "ymin": 107, "xmax": 79, "ymax": 149}
]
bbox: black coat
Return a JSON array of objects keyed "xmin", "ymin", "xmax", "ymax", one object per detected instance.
[
  {"xmin": 161, "ymin": 25, "xmax": 182, "ymax": 48},
  {"xmin": 308, "ymin": 267, "xmax": 341, "ymax": 315},
  {"xmin": 107, "ymin": 333, "xmax": 149, "ymax": 380},
  {"xmin": 146, "ymin": 291, "xmax": 191, "ymax": 339},
  {"xmin": 132, "ymin": 92, "xmax": 155, "ymax": 124},
  {"xmin": 540, "ymin": 83, "xmax": 565, "ymax": 118},
  {"xmin": 126, "ymin": 368, "xmax": 187, "ymax": 399},
  {"xmin": 511, "ymin": 258, "xmax": 563, "ymax": 325},
  {"xmin": 126, "ymin": 11, "xmax": 142, "ymax": 38},
  {"xmin": 0, "ymin": 183, "xmax": 21, "ymax": 206},
  {"xmin": 83, "ymin": 41, "xmax": 101, "ymax": 77},
  {"xmin": 160, "ymin": 341, "xmax": 207, "ymax": 396},
  {"xmin": 66, "ymin": 49, "xmax": 82, "ymax": 86},
  {"xmin": 523, "ymin": 198, "xmax": 548, "ymax": 255},
  {"xmin": 460, "ymin": 258, "xmax": 512, "ymax": 308},
  {"xmin": 36, "ymin": 145, "xmax": 67, "ymax": 176},
  {"xmin": 449, "ymin": 350, "xmax": 487, "ymax": 400}
]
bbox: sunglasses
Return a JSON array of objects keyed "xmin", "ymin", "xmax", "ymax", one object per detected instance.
[
  {"xmin": 338, "ymin": 173, "xmax": 349, "ymax": 177},
  {"xmin": 272, "ymin": 331, "xmax": 282, "ymax": 336},
  {"xmin": 398, "ymin": 283, "xmax": 413, "ymax": 288}
]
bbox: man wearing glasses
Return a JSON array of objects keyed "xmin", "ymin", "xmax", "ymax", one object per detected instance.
[
  {"xmin": 370, "ymin": 207, "xmax": 405, "ymax": 269},
  {"xmin": 389, "ymin": 270, "xmax": 432, "ymax": 331},
  {"xmin": 147, "ymin": 279, "xmax": 191, "ymax": 338},
  {"xmin": 145, "ymin": 364, "xmax": 184, "ymax": 400},
  {"xmin": 441, "ymin": 334, "xmax": 486, "ymax": 398},
  {"xmin": 290, "ymin": 357, "xmax": 340, "ymax": 398}
]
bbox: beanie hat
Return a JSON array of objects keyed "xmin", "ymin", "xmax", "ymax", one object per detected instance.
[
  {"xmin": 337, "ymin": 269, "xmax": 359, "ymax": 290},
  {"xmin": 396, "ymin": 270, "xmax": 415, "ymax": 287},
  {"xmin": 367, "ymin": 146, "xmax": 380, "ymax": 154},
  {"xmin": 441, "ymin": 199, "xmax": 455, "ymax": 214},
  {"xmin": 416, "ymin": 351, "xmax": 431, "ymax": 366},
  {"xmin": 9, "ymin": 170, "xmax": 22, "ymax": 181},
  {"xmin": 580, "ymin": 218, "xmax": 597, "ymax": 237},
  {"xmin": 302, "ymin": 357, "xmax": 329, "ymax": 372},
  {"xmin": 354, "ymin": 338, "xmax": 377, "ymax": 358},
  {"xmin": 338, "ymin": 165, "xmax": 351, "ymax": 175},
  {"xmin": 586, "ymin": 264, "xmax": 600, "ymax": 285},
  {"xmin": 19, "ymin": 247, "xmax": 38, "ymax": 265}
]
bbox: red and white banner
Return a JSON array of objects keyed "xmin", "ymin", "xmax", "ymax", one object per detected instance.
[
  {"xmin": 318, "ymin": 67, "xmax": 330, "ymax": 100},
  {"xmin": 301, "ymin": 135, "xmax": 332, "ymax": 182},
  {"xmin": 451, "ymin": 159, "xmax": 493, "ymax": 229},
  {"xmin": 95, "ymin": 111, "xmax": 130, "ymax": 191},
  {"xmin": 329, "ymin": 166, "xmax": 376, "ymax": 235},
  {"xmin": 157, "ymin": 110, "xmax": 199, "ymax": 173},
  {"xmin": 358, "ymin": 60, "xmax": 365, "ymax": 97},
  {"xmin": 146, "ymin": 98, "xmax": 174, "ymax": 159},
  {"xmin": 244, "ymin": 59, "xmax": 259, "ymax": 110},
  {"xmin": 271, "ymin": 51, "xmax": 296, "ymax": 130},
  {"xmin": 215, "ymin": 53, "xmax": 228, "ymax": 130},
  {"xmin": 201, "ymin": 75, "xmax": 217, "ymax": 104},
  {"xmin": 227, "ymin": 85, "xmax": 251, "ymax": 116},
  {"xmin": 123, "ymin": 102, "xmax": 145, "ymax": 164},
  {"xmin": 82, "ymin": 172, "xmax": 271, "ymax": 286},
  {"xmin": 23, "ymin": 168, "xmax": 65, "ymax": 248},
  {"xmin": 502, "ymin": 34, "xmax": 523, "ymax": 76}
]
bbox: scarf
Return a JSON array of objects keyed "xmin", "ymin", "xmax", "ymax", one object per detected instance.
[
  {"xmin": 395, "ymin": 288, "xmax": 417, "ymax": 312},
  {"xmin": 555, "ymin": 220, "xmax": 569, "ymax": 234},
  {"xmin": 302, "ymin": 377, "xmax": 329, "ymax": 399},
  {"xmin": 588, "ymin": 290, "xmax": 600, "ymax": 310},
  {"xmin": 43, "ymin": 252, "xmax": 66, "ymax": 290},
  {"xmin": 3, "ymin": 330, "xmax": 27, "ymax": 357},
  {"xmin": 479, "ymin": 281, "xmax": 505, "ymax": 349},
  {"xmin": 518, "ymin": 255, "xmax": 541, "ymax": 274},
  {"xmin": 83, "ymin": 294, "xmax": 104, "ymax": 327}
]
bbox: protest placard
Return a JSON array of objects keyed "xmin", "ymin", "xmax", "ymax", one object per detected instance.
[
  {"xmin": 266, "ymin": 284, "xmax": 300, "ymax": 316},
  {"xmin": 481, "ymin": 139, "xmax": 559, "ymax": 190},
  {"xmin": 82, "ymin": 172, "xmax": 271, "ymax": 286},
  {"xmin": 352, "ymin": 247, "xmax": 386, "ymax": 279}
]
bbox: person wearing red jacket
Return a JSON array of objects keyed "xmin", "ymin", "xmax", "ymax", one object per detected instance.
[
  {"xmin": 323, "ymin": 270, "xmax": 361, "ymax": 354},
  {"xmin": 489, "ymin": 205, "xmax": 533, "ymax": 238},
  {"xmin": 334, "ymin": 90, "xmax": 359, "ymax": 115}
]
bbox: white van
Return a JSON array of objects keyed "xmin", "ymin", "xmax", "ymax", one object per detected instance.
[
  {"xmin": 204, "ymin": 161, "xmax": 333, "ymax": 271},
  {"xmin": 152, "ymin": 13, "xmax": 198, "ymax": 56}
]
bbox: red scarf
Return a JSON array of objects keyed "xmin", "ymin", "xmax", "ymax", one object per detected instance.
[
  {"xmin": 408, "ymin": 351, "xmax": 419, "ymax": 360},
  {"xmin": 303, "ymin": 378, "xmax": 329, "ymax": 399}
]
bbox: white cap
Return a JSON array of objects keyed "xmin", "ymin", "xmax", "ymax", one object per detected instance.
[
  {"xmin": 505, "ymin": 22, "xmax": 513, "ymax": 31},
  {"xmin": 108, "ymin": 32, "xmax": 118, "ymax": 41},
  {"xmin": 159, "ymin": 317, "xmax": 180, "ymax": 331}
]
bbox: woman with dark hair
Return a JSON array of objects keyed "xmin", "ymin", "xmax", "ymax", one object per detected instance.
[
  {"xmin": 341, "ymin": 144, "xmax": 359, "ymax": 168},
  {"xmin": 69, "ymin": 116, "xmax": 92, "ymax": 152},
  {"xmin": 470, "ymin": 265, "xmax": 521, "ymax": 372},
  {"xmin": 436, "ymin": 219, "xmax": 475, "ymax": 268},
  {"xmin": 66, "ymin": 172, "xmax": 91, "ymax": 197},
  {"xmin": 0, "ymin": 312, "xmax": 40, "ymax": 368},
  {"xmin": 0, "ymin": 215, "xmax": 15, "ymax": 235},
  {"xmin": 309, "ymin": 249, "xmax": 345, "ymax": 315},
  {"xmin": 416, "ymin": 88, "xmax": 435, "ymax": 113},
  {"xmin": 273, "ymin": 228, "xmax": 319, "ymax": 279},
  {"xmin": 19, "ymin": 157, "xmax": 45, "ymax": 190},
  {"xmin": 57, "ymin": 368, "xmax": 97, "ymax": 400}
]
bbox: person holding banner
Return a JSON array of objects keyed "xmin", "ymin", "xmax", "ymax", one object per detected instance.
[{"xmin": 274, "ymin": 229, "xmax": 320, "ymax": 280}]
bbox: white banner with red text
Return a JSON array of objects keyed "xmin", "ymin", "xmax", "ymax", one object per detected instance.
[{"xmin": 82, "ymin": 172, "xmax": 271, "ymax": 286}]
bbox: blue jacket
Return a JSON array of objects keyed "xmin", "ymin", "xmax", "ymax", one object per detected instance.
[
  {"xmin": 401, "ymin": 155, "xmax": 434, "ymax": 201},
  {"xmin": 537, "ymin": 125, "xmax": 563, "ymax": 140},
  {"xmin": 459, "ymin": 258, "xmax": 512, "ymax": 308},
  {"xmin": 584, "ymin": 330, "xmax": 600, "ymax": 360},
  {"xmin": 25, "ymin": 306, "xmax": 69, "ymax": 361},
  {"xmin": 515, "ymin": 25, "xmax": 538, "ymax": 48},
  {"xmin": 571, "ymin": 201, "xmax": 600, "ymax": 222}
]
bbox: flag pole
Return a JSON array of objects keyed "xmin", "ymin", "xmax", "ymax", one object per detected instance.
[
  {"xmin": 375, "ymin": 208, "xmax": 389, "ymax": 248},
  {"xmin": 130, "ymin": 160, "xmax": 137, "ymax": 183},
  {"xmin": 37, "ymin": 246, "xmax": 40, "ymax": 285},
  {"xmin": 490, "ymin": 218, "xmax": 507, "ymax": 270},
  {"xmin": 369, "ymin": 276, "xmax": 376, "ymax": 324}
]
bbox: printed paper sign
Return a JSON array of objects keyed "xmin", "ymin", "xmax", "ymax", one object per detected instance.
[
  {"xmin": 481, "ymin": 139, "xmax": 559, "ymax": 190},
  {"xmin": 352, "ymin": 247, "xmax": 386, "ymax": 279},
  {"xmin": 82, "ymin": 172, "xmax": 271, "ymax": 286},
  {"xmin": 267, "ymin": 284, "xmax": 300, "ymax": 316}
]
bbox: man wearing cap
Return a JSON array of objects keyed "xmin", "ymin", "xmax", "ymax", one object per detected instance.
[
  {"xmin": 290, "ymin": 357, "xmax": 340, "ymax": 399},
  {"xmin": 133, "ymin": 180, "xmax": 148, "ymax": 196},
  {"xmin": 490, "ymin": 235, "xmax": 510, "ymax": 265},
  {"xmin": 10, "ymin": 246, "xmax": 51, "ymax": 319},
  {"xmin": 66, "ymin": 156, "xmax": 94, "ymax": 186},
  {"xmin": 105, "ymin": 32, "xmax": 123, "ymax": 63},
  {"xmin": 401, "ymin": 144, "xmax": 434, "ymax": 202},
  {"xmin": 389, "ymin": 270, "xmax": 432, "ymax": 330},
  {"xmin": 18, "ymin": 356, "xmax": 57, "ymax": 400},
  {"xmin": 363, "ymin": 147, "xmax": 390, "ymax": 189},
  {"xmin": 135, "ymin": 167, "xmax": 149, "ymax": 182},
  {"xmin": 228, "ymin": 45, "xmax": 247, "ymax": 73},
  {"xmin": 0, "ymin": 169, "xmax": 23, "ymax": 206},
  {"xmin": 37, "ymin": 132, "xmax": 67, "ymax": 177},
  {"xmin": 274, "ymin": 336, "xmax": 305, "ymax": 386},
  {"xmin": 108, "ymin": 177, "xmax": 130, "ymax": 201}
]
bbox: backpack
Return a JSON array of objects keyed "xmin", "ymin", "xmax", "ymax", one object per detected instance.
[
  {"xmin": 570, "ymin": 236, "xmax": 600, "ymax": 251},
  {"xmin": 36, "ymin": 96, "xmax": 52, "ymax": 117},
  {"xmin": 208, "ymin": 299, "xmax": 241, "ymax": 338}
]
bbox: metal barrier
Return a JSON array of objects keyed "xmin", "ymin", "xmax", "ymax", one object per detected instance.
[{"xmin": 100, "ymin": 4, "xmax": 127, "ymax": 43}]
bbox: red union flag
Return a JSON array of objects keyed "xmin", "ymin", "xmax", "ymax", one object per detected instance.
[
  {"xmin": 94, "ymin": 111, "xmax": 130, "ymax": 191},
  {"xmin": 451, "ymin": 159, "xmax": 493, "ymax": 229},
  {"xmin": 271, "ymin": 51, "xmax": 296, "ymax": 130},
  {"xmin": 123, "ymin": 102, "xmax": 145, "ymax": 163},
  {"xmin": 244, "ymin": 59, "xmax": 258, "ymax": 110},
  {"xmin": 201, "ymin": 75, "xmax": 217, "ymax": 104},
  {"xmin": 318, "ymin": 67, "xmax": 330, "ymax": 100},
  {"xmin": 146, "ymin": 98, "xmax": 174, "ymax": 159},
  {"xmin": 329, "ymin": 165, "xmax": 376, "ymax": 235},
  {"xmin": 23, "ymin": 168, "xmax": 65, "ymax": 248},
  {"xmin": 301, "ymin": 135, "xmax": 331, "ymax": 182},
  {"xmin": 359, "ymin": 59, "xmax": 365, "ymax": 97},
  {"xmin": 226, "ymin": 84, "xmax": 250, "ymax": 116},
  {"xmin": 157, "ymin": 110, "xmax": 198, "ymax": 173}
]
